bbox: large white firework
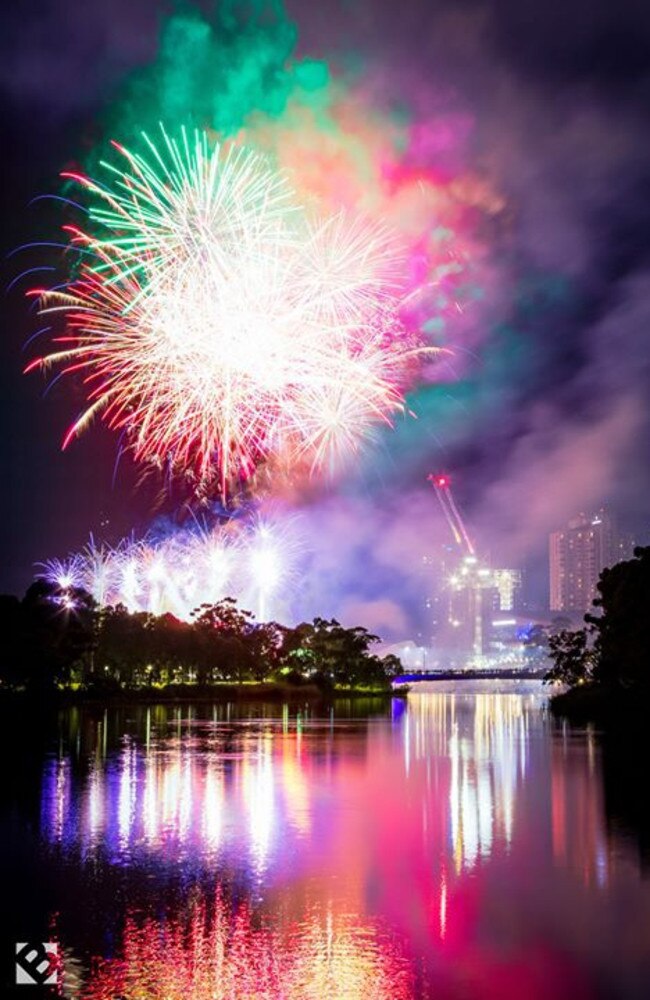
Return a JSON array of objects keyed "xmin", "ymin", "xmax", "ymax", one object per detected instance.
[{"xmin": 27, "ymin": 126, "xmax": 428, "ymax": 497}]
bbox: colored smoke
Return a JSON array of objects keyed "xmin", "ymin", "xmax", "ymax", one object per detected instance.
[{"xmin": 6, "ymin": 0, "xmax": 650, "ymax": 632}]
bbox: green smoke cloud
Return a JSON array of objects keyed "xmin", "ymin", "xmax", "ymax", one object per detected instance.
[{"xmin": 105, "ymin": 1, "xmax": 329, "ymax": 146}]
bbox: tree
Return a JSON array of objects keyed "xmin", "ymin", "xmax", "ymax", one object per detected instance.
[
  {"xmin": 246, "ymin": 622, "xmax": 285, "ymax": 681},
  {"xmin": 0, "ymin": 582, "xmax": 403, "ymax": 694},
  {"xmin": 380, "ymin": 654, "xmax": 404, "ymax": 681},
  {"xmin": 96, "ymin": 604, "xmax": 149, "ymax": 687},
  {"xmin": 549, "ymin": 615, "xmax": 573, "ymax": 634},
  {"xmin": 4, "ymin": 581, "xmax": 99, "ymax": 690},
  {"xmin": 544, "ymin": 628, "xmax": 596, "ymax": 686},
  {"xmin": 191, "ymin": 598, "xmax": 254, "ymax": 636},
  {"xmin": 191, "ymin": 598, "xmax": 256, "ymax": 683},
  {"xmin": 277, "ymin": 617, "xmax": 400, "ymax": 690},
  {"xmin": 0, "ymin": 594, "xmax": 25, "ymax": 688},
  {"xmin": 545, "ymin": 547, "xmax": 650, "ymax": 695},
  {"xmin": 587, "ymin": 546, "xmax": 650, "ymax": 692}
]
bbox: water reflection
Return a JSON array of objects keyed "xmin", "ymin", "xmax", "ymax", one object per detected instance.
[
  {"xmin": 81, "ymin": 896, "xmax": 414, "ymax": 1000},
  {"xmin": 551, "ymin": 724, "xmax": 608, "ymax": 887},
  {"xmin": 404, "ymin": 692, "xmax": 530, "ymax": 870},
  {"xmin": 42, "ymin": 715, "xmax": 328, "ymax": 870},
  {"xmin": 27, "ymin": 689, "xmax": 650, "ymax": 997}
]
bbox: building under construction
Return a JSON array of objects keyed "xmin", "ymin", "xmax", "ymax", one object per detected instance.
[{"xmin": 428, "ymin": 475, "xmax": 521, "ymax": 661}]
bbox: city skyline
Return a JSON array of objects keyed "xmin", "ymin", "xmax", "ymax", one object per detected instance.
[
  {"xmin": 1, "ymin": 4, "xmax": 649, "ymax": 998},
  {"xmin": 1, "ymin": 0, "xmax": 649, "ymax": 649}
]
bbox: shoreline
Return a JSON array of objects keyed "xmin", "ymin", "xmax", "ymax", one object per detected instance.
[
  {"xmin": 0, "ymin": 681, "xmax": 409, "ymax": 709},
  {"xmin": 550, "ymin": 683, "xmax": 650, "ymax": 725}
]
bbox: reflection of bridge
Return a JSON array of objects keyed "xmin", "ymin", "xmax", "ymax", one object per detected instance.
[{"xmin": 395, "ymin": 669, "xmax": 548, "ymax": 682}]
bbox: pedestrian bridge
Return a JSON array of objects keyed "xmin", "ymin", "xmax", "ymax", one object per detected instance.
[{"xmin": 395, "ymin": 668, "xmax": 548, "ymax": 683}]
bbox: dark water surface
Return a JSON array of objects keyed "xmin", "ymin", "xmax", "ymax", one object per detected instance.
[{"xmin": 2, "ymin": 682, "xmax": 650, "ymax": 999}]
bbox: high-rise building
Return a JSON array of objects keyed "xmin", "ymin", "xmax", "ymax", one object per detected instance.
[
  {"xmin": 549, "ymin": 509, "xmax": 633, "ymax": 613},
  {"xmin": 446, "ymin": 556, "xmax": 497, "ymax": 657},
  {"xmin": 492, "ymin": 568, "xmax": 522, "ymax": 612}
]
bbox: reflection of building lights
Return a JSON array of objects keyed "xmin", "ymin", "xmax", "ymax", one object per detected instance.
[
  {"xmin": 179, "ymin": 755, "xmax": 193, "ymax": 841},
  {"xmin": 551, "ymin": 730, "xmax": 609, "ymax": 888},
  {"xmin": 405, "ymin": 693, "xmax": 529, "ymax": 874},
  {"xmin": 38, "ymin": 691, "xmax": 621, "ymax": 991}
]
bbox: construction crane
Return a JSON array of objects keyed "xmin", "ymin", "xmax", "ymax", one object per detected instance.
[
  {"xmin": 427, "ymin": 474, "xmax": 522, "ymax": 664},
  {"xmin": 427, "ymin": 474, "xmax": 476, "ymax": 557},
  {"xmin": 427, "ymin": 473, "xmax": 493, "ymax": 659}
]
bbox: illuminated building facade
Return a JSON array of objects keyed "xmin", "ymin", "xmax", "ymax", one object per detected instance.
[
  {"xmin": 549, "ymin": 509, "xmax": 633, "ymax": 613},
  {"xmin": 427, "ymin": 475, "xmax": 522, "ymax": 659},
  {"xmin": 446, "ymin": 557, "xmax": 495, "ymax": 657},
  {"xmin": 492, "ymin": 568, "xmax": 522, "ymax": 612},
  {"xmin": 442, "ymin": 560, "xmax": 522, "ymax": 658}
]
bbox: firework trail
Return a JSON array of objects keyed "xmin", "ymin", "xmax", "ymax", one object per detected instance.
[{"xmin": 25, "ymin": 127, "xmax": 432, "ymax": 499}]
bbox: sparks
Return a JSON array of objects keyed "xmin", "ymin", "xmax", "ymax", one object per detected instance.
[
  {"xmin": 37, "ymin": 514, "xmax": 299, "ymax": 622},
  {"xmin": 27, "ymin": 126, "xmax": 432, "ymax": 498}
]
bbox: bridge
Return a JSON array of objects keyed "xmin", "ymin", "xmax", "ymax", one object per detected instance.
[{"xmin": 395, "ymin": 669, "xmax": 548, "ymax": 683}]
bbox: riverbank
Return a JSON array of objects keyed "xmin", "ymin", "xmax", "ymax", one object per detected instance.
[
  {"xmin": 0, "ymin": 680, "xmax": 409, "ymax": 708},
  {"xmin": 550, "ymin": 683, "xmax": 650, "ymax": 725}
]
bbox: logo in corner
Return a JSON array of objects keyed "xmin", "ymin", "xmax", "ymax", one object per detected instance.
[{"xmin": 15, "ymin": 942, "xmax": 59, "ymax": 986}]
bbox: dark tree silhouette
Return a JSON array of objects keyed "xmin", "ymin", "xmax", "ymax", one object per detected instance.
[
  {"xmin": 0, "ymin": 581, "xmax": 97, "ymax": 691},
  {"xmin": 546, "ymin": 546, "xmax": 650, "ymax": 696},
  {"xmin": 587, "ymin": 546, "xmax": 650, "ymax": 692},
  {"xmin": 0, "ymin": 583, "xmax": 402, "ymax": 695}
]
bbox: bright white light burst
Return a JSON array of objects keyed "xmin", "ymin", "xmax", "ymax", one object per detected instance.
[
  {"xmin": 37, "ymin": 515, "xmax": 299, "ymax": 622},
  {"xmin": 27, "ymin": 126, "xmax": 430, "ymax": 498}
]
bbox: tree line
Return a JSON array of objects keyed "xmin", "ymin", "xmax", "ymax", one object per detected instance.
[{"xmin": 0, "ymin": 581, "xmax": 403, "ymax": 694}]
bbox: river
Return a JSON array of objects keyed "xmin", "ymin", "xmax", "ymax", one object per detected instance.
[{"xmin": 2, "ymin": 681, "xmax": 650, "ymax": 999}]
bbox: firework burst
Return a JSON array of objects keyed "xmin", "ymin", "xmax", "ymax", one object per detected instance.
[
  {"xmin": 37, "ymin": 512, "xmax": 300, "ymax": 622},
  {"xmin": 25, "ymin": 127, "xmax": 432, "ymax": 498}
]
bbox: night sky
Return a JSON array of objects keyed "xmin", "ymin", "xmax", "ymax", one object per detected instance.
[{"xmin": 1, "ymin": 0, "xmax": 649, "ymax": 609}]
